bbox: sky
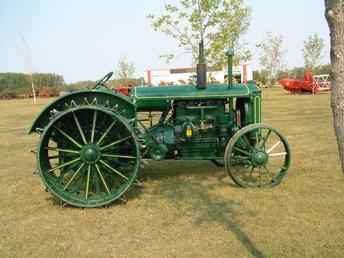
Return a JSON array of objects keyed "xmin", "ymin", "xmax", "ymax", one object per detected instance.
[{"xmin": 0, "ymin": 0, "xmax": 330, "ymax": 83}]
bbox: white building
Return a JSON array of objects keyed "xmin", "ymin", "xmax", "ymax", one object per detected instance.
[{"xmin": 144, "ymin": 65, "xmax": 252, "ymax": 86}]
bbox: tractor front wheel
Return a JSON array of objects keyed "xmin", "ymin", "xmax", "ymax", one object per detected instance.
[{"xmin": 224, "ymin": 124, "xmax": 291, "ymax": 188}]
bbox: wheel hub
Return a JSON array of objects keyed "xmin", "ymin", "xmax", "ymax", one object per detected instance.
[
  {"xmin": 251, "ymin": 151, "xmax": 268, "ymax": 166},
  {"xmin": 81, "ymin": 144, "xmax": 101, "ymax": 163}
]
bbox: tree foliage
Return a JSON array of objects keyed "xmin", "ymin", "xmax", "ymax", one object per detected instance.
[
  {"xmin": 303, "ymin": 33, "xmax": 325, "ymax": 70},
  {"xmin": 254, "ymin": 64, "xmax": 331, "ymax": 87},
  {"xmin": 0, "ymin": 71, "xmax": 143, "ymax": 99},
  {"xmin": 148, "ymin": 0, "xmax": 251, "ymax": 67},
  {"xmin": 0, "ymin": 73, "xmax": 65, "ymax": 98},
  {"xmin": 276, "ymin": 64, "xmax": 331, "ymax": 80},
  {"xmin": 115, "ymin": 57, "xmax": 136, "ymax": 82},
  {"xmin": 258, "ymin": 33, "xmax": 286, "ymax": 86}
]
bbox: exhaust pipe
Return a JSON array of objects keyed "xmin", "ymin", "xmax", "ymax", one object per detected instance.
[
  {"xmin": 196, "ymin": 40, "xmax": 207, "ymax": 89},
  {"xmin": 226, "ymin": 48, "xmax": 234, "ymax": 88}
]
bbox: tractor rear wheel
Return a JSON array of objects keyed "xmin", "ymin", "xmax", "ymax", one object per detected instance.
[
  {"xmin": 37, "ymin": 106, "xmax": 140, "ymax": 207},
  {"xmin": 225, "ymin": 124, "xmax": 291, "ymax": 188}
]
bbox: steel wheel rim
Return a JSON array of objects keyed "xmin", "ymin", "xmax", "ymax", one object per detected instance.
[
  {"xmin": 37, "ymin": 106, "xmax": 140, "ymax": 207},
  {"xmin": 225, "ymin": 124, "xmax": 291, "ymax": 188}
]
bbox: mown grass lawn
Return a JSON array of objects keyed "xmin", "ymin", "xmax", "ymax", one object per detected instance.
[{"xmin": 2, "ymin": 87, "xmax": 344, "ymax": 258}]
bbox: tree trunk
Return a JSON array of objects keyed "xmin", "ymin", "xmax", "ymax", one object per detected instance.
[{"xmin": 325, "ymin": 0, "xmax": 344, "ymax": 173}]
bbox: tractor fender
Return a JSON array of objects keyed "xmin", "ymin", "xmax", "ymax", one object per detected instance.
[{"xmin": 29, "ymin": 89, "xmax": 135, "ymax": 134}]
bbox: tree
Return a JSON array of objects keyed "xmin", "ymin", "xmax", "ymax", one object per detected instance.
[
  {"xmin": 303, "ymin": 33, "xmax": 325, "ymax": 70},
  {"xmin": 325, "ymin": 0, "xmax": 344, "ymax": 173},
  {"xmin": 148, "ymin": 0, "xmax": 251, "ymax": 67},
  {"xmin": 115, "ymin": 57, "xmax": 136, "ymax": 82},
  {"xmin": 0, "ymin": 73, "xmax": 65, "ymax": 98},
  {"xmin": 258, "ymin": 33, "xmax": 286, "ymax": 86}
]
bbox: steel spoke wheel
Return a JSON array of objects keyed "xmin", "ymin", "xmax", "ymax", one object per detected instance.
[
  {"xmin": 37, "ymin": 106, "xmax": 140, "ymax": 207},
  {"xmin": 224, "ymin": 124, "xmax": 291, "ymax": 188}
]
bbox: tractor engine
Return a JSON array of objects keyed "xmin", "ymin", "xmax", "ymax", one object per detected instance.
[{"xmin": 148, "ymin": 99, "xmax": 236, "ymax": 160}]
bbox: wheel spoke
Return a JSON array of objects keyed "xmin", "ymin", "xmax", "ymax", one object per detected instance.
[
  {"xmin": 48, "ymin": 155, "xmax": 59, "ymax": 160},
  {"xmin": 101, "ymin": 154, "xmax": 136, "ymax": 160},
  {"xmin": 85, "ymin": 165, "xmax": 91, "ymax": 200},
  {"xmin": 99, "ymin": 159, "xmax": 129, "ymax": 181},
  {"xmin": 72, "ymin": 112, "xmax": 87, "ymax": 145},
  {"xmin": 269, "ymin": 152, "xmax": 287, "ymax": 157},
  {"xmin": 45, "ymin": 147, "xmax": 80, "ymax": 154},
  {"xmin": 233, "ymin": 146, "xmax": 250, "ymax": 156},
  {"xmin": 57, "ymin": 161, "xmax": 80, "ymax": 183},
  {"xmin": 48, "ymin": 157, "xmax": 81, "ymax": 173},
  {"xmin": 259, "ymin": 129, "xmax": 272, "ymax": 149},
  {"xmin": 96, "ymin": 120, "xmax": 117, "ymax": 146},
  {"xmin": 102, "ymin": 158, "xmax": 133, "ymax": 168},
  {"xmin": 69, "ymin": 173, "xmax": 85, "ymax": 193},
  {"xmin": 54, "ymin": 126, "xmax": 82, "ymax": 149},
  {"xmin": 93, "ymin": 171, "xmax": 100, "ymax": 194},
  {"xmin": 91, "ymin": 110, "xmax": 97, "ymax": 143},
  {"xmin": 95, "ymin": 163, "xmax": 111, "ymax": 194},
  {"xmin": 267, "ymin": 141, "xmax": 281, "ymax": 154},
  {"xmin": 231, "ymin": 156, "xmax": 250, "ymax": 166},
  {"xmin": 263, "ymin": 165, "xmax": 274, "ymax": 178},
  {"xmin": 233, "ymin": 156, "xmax": 250, "ymax": 162},
  {"xmin": 63, "ymin": 162, "xmax": 85, "ymax": 190},
  {"xmin": 249, "ymin": 166, "xmax": 255, "ymax": 177},
  {"xmin": 100, "ymin": 136, "xmax": 132, "ymax": 151},
  {"xmin": 242, "ymin": 135, "xmax": 254, "ymax": 151}
]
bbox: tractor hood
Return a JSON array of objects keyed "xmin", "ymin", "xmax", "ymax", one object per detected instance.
[{"xmin": 132, "ymin": 82, "xmax": 260, "ymax": 110}]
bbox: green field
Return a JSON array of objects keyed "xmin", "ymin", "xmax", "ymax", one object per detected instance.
[{"xmin": 2, "ymin": 88, "xmax": 344, "ymax": 258}]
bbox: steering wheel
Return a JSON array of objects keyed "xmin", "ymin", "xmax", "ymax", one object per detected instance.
[{"xmin": 93, "ymin": 72, "xmax": 114, "ymax": 89}]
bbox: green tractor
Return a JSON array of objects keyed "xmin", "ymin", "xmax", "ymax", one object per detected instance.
[{"xmin": 29, "ymin": 43, "xmax": 291, "ymax": 207}]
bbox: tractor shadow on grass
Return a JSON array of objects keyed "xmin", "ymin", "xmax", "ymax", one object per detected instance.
[{"xmin": 140, "ymin": 160, "xmax": 266, "ymax": 258}]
